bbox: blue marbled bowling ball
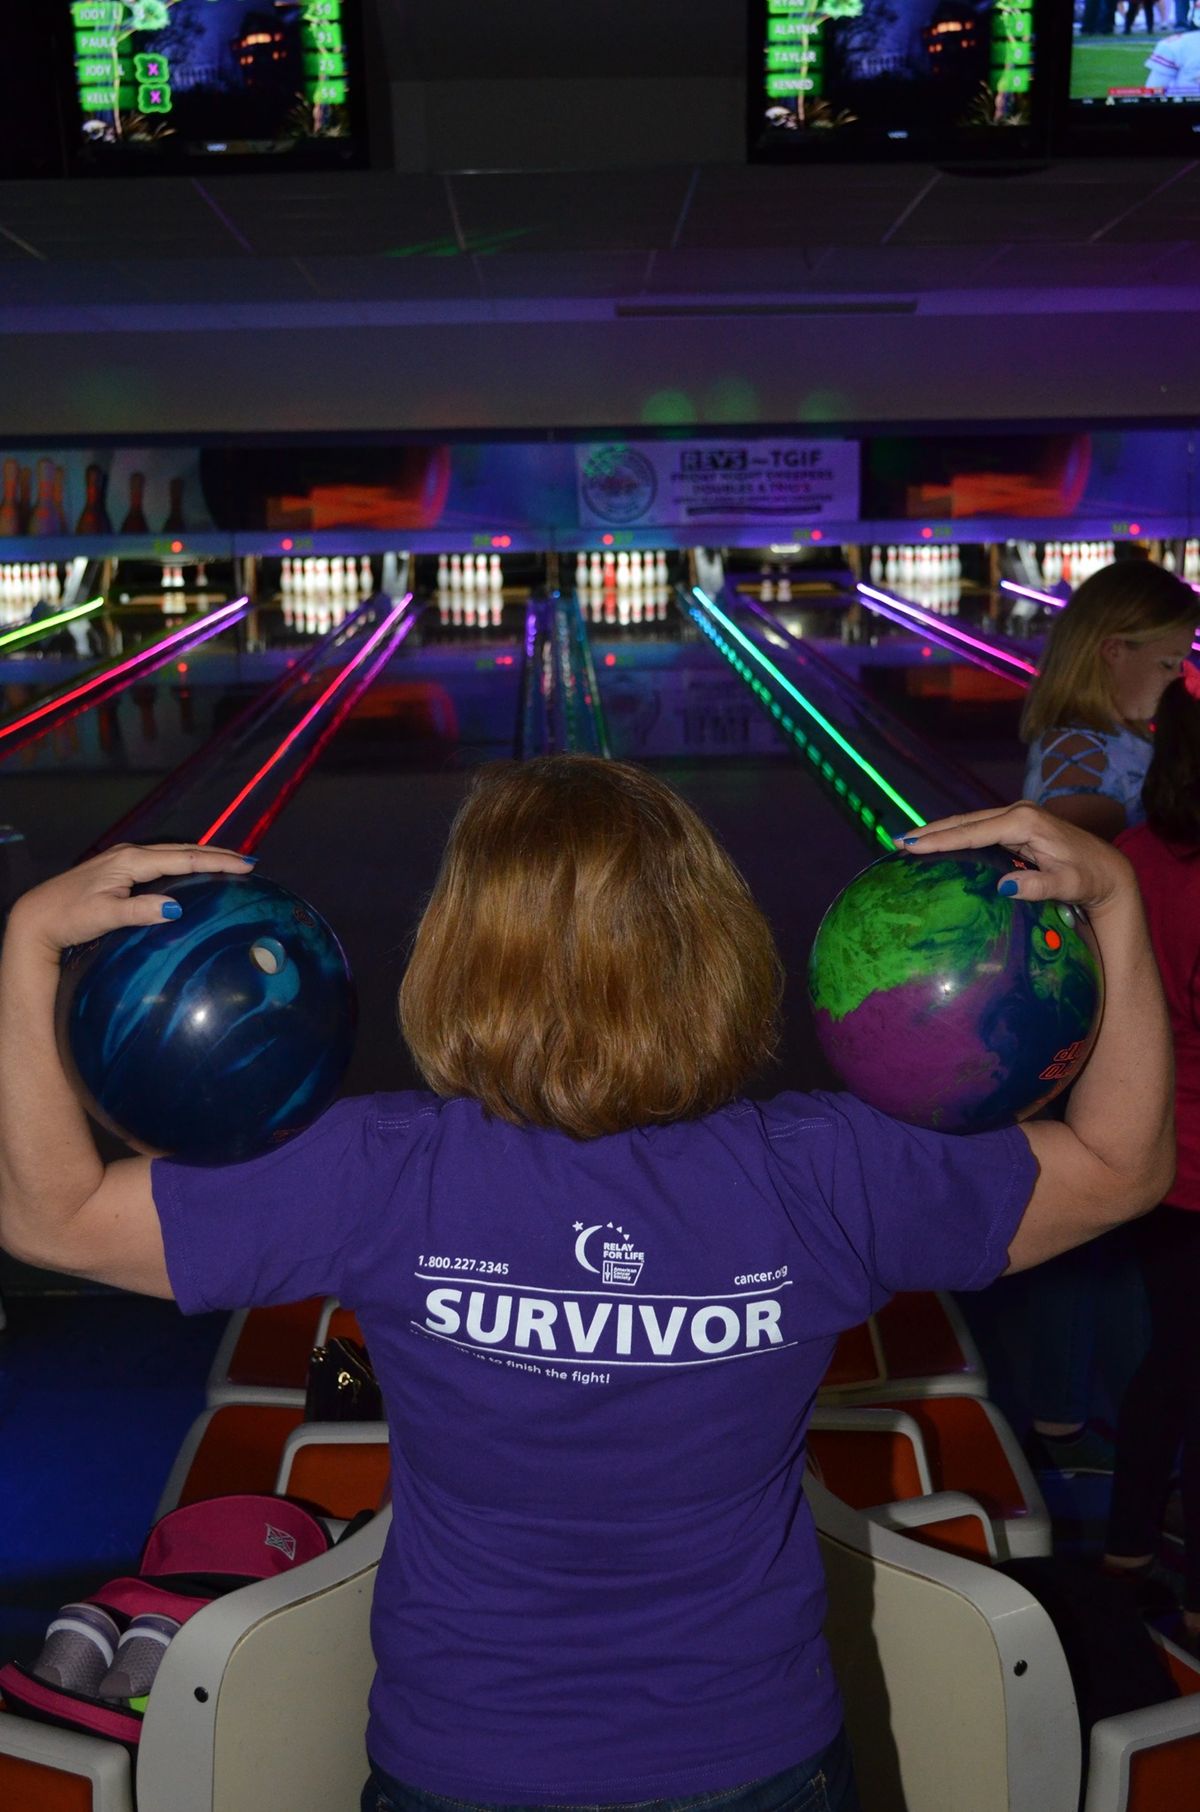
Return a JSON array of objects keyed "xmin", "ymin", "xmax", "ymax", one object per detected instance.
[{"xmin": 56, "ymin": 872, "xmax": 356, "ymax": 1165}]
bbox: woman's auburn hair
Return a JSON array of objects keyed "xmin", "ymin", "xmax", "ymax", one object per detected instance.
[
  {"xmin": 399, "ymin": 756, "xmax": 783, "ymax": 1138},
  {"xmin": 1019, "ymin": 561, "xmax": 1198, "ymax": 743}
]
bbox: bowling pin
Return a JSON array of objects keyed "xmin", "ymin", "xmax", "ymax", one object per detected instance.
[{"xmin": 437, "ymin": 554, "xmax": 449, "ymax": 590}]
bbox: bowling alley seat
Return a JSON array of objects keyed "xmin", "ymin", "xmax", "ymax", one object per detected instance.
[
  {"xmin": 0, "ymin": 1422, "xmax": 391, "ymax": 1812},
  {"xmin": 818, "ymin": 1290, "xmax": 987, "ymax": 1404},
  {"xmin": 156, "ymin": 1399, "xmax": 389, "ymax": 1519},
  {"xmin": 807, "ymin": 1396, "xmax": 1051, "ymax": 1561},
  {"xmin": 809, "ymin": 1476, "xmax": 1200, "ymax": 1812},
  {"xmin": 206, "ymin": 1297, "xmax": 363, "ymax": 1408},
  {"xmin": 0, "ymin": 1505, "xmax": 390, "ymax": 1812}
]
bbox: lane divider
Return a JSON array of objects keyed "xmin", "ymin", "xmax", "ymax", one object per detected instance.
[
  {"xmin": 856, "ymin": 583, "xmax": 1036, "ymax": 682},
  {"xmin": 689, "ymin": 587, "xmax": 922, "ymax": 847},
  {"xmin": 0, "ymin": 598, "xmax": 249, "ymax": 758},
  {"xmin": 199, "ymin": 595, "xmax": 413, "ymax": 848},
  {"xmin": 0, "ymin": 596, "xmax": 104, "ymax": 653}
]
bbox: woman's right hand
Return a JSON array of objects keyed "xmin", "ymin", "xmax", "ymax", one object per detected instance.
[
  {"xmin": 8, "ymin": 842, "xmax": 255, "ymax": 961},
  {"xmin": 897, "ymin": 800, "xmax": 1133, "ymax": 918}
]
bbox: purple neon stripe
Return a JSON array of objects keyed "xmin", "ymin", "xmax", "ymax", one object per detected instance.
[
  {"xmin": 0, "ymin": 599, "xmax": 248, "ymax": 743},
  {"xmin": 856, "ymin": 583, "xmax": 1038, "ymax": 677},
  {"xmin": 1000, "ymin": 578, "xmax": 1200, "ymax": 654}
]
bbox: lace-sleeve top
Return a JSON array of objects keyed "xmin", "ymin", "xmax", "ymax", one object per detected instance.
[{"xmin": 1023, "ymin": 724, "xmax": 1152, "ymax": 829}]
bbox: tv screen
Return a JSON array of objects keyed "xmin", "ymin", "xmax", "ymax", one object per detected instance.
[
  {"xmin": 65, "ymin": 0, "xmax": 367, "ymax": 171},
  {"xmin": 749, "ymin": 0, "xmax": 1047, "ymax": 160},
  {"xmin": 1066, "ymin": 2, "xmax": 1200, "ymax": 148}
]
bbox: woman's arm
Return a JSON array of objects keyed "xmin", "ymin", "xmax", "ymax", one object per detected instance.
[
  {"xmin": 0, "ymin": 842, "xmax": 254, "ymax": 1291},
  {"xmin": 901, "ymin": 803, "xmax": 1174, "ymax": 1272}
]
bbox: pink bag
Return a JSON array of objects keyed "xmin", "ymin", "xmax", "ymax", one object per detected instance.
[{"xmin": 0, "ymin": 1494, "xmax": 332, "ymax": 1749}]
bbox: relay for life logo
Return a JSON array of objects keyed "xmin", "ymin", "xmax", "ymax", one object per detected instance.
[{"xmin": 573, "ymin": 1220, "xmax": 645, "ymax": 1287}]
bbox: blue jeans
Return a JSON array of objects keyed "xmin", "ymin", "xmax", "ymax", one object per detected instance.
[{"xmin": 362, "ymin": 1729, "xmax": 861, "ymax": 1812}]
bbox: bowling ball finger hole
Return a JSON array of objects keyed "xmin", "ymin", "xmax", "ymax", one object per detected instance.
[{"xmin": 249, "ymin": 937, "xmax": 287, "ymax": 976}]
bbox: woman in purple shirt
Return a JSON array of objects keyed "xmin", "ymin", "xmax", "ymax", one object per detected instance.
[{"xmin": 0, "ymin": 760, "xmax": 1175, "ymax": 1812}]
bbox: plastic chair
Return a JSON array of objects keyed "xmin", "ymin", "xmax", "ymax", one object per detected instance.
[
  {"xmin": 819, "ymin": 1291, "xmax": 986, "ymax": 1403},
  {"xmin": 206, "ymin": 1299, "xmax": 364, "ymax": 1407},
  {"xmin": 808, "ymin": 1396, "xmax": 1051, "ymax": 1560}
]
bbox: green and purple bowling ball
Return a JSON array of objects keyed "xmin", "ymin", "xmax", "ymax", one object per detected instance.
[
  {"xmin": 807, "ymin": 846, "xmax": 1103, "ymax": 1133},
  {"xmin": 56, "ymin": 872, "xmax": 356, "ymax": 1165}
]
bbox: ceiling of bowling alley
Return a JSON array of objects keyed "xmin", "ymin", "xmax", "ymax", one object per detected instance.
[{"xmin": 2, "ymin": 0, "xmax": 1200, "ymax": 433}]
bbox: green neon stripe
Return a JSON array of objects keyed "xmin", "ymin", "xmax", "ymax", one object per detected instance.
[
  {"xmin": 691, "ymin": 588, "xmax": 922, "ymax": 828},
  {"xmin": 0, "ymin": 596, "xmax": 104, "ymax": 652}
]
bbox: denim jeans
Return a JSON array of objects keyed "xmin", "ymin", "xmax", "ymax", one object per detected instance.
[{"xmin": 362, "ymin": 1726, "xmax": 861, "ymax": 1812}]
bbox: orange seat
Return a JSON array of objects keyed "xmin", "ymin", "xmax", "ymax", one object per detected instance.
[
  {"xmin": 875, "ymin": 1292, "xmax": 976, "ymax": 1382},
  {"xmin": 0, "ymin": 1752, "xmax": 99, "ymax": 1812},
  {"xmin": 163, "ymin": 1403, "xmax": 306, "ymax": 1513},
  {"xmin": 283, "ymin": 1439, "xmax": 390, "ymax": 1520},
  {"xmin": 220, "ymin": 1298, "xmax": 325, "ymax": 1391},
  {"xmin": 807, "ymin": 1410, "xmax": 931, "ymax": 1508},
  {"xmin": 885, "ymin": 1396, "xmax": 1029, "ymax": 1526}
]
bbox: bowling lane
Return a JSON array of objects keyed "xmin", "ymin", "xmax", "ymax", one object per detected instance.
[
  {"xmin": 725, "ymin": 570, "xmax": 1034, "ymax": 804},
  {"xmin": 247, "ymin": 600, "xmax": 877, "ymax": 1104},
  {"xmin": 196, "ymin": 613, "xmax": 526, "ymax": 1098},
  {"xmin": 1, "ymin": 586, "xmax": 428, "ymax": 888}
]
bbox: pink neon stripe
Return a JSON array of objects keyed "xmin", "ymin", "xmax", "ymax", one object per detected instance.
[
  {"xmin": 199, "ymin": 596, "xmax": 410, "ymax": 845},
  {"xmin": 855, "ymin": 583, "xmax": 1038, "ymax": 677},
  {"xmin": 1000, "ymin": 578, "xmax": 1200, "ymax": 654},
  {"xmin": 0, "ymin": 598, "xmax": 247, "ymax": 742},
  {"xmin": 999, "ymin": 579, "xmax": 1065, "ymax": 610}
]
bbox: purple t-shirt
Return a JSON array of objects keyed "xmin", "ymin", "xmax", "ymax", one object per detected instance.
[{"xmin": 154, "ymin": 1088, "xmax": 1034, "ymax": 1804}]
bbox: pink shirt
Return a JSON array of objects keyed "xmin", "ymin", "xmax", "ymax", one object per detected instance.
[{"xmin": 1118, "ymin": 824, "xmax": 1200, "ymax": 1211}]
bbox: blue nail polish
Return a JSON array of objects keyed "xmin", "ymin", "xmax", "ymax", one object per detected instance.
[
  {"xmin": 900, "ymin": 835, "xmax": 920, "ymax": 845},
  {"xmin": 241, "ymin": 855, "xmax": 258, "ymax": 864},
  {"xmin": 162, "ymin": 901, "xmax": 183, "ymax": 919},
  {"xmin": 998, "ymin": 878, "xmax": 1018, "ymax": 896}
]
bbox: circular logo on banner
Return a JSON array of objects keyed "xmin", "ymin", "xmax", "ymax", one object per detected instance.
[{"xmin": 581, "ymin": 445, "xmax": 657, "ymax": 525}]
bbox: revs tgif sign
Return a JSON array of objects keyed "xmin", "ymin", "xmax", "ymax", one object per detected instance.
[{"xmin": 576, "ymin": 439, "xmax": 860, "ymax": 530}]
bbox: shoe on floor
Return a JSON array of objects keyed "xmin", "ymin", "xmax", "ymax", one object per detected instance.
[
  {"xmin": 1025, "ymin": 1423, "xmax": 1115, "ymax": 1475},
  {"xmin": 1101, "ymin": 1555, "xmax": 1182, "ymax": 1621}
]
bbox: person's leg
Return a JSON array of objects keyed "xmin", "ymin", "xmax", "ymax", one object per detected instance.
[
  {"xmin": 1022, "ymin": 1241, "xmax": 1114, "ymax": 1470},
  {"xmin": 1106, "ymin": 1208, "xmax": 1194, "ymax": 1571}
]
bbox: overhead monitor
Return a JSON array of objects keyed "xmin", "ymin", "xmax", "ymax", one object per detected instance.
[
  {"xmin": 748, "ymin": 0, "xmax": 1048, "ymax": 162},
  {"xmin": 1065, "ymin": 4, "xmax": 1200, "ymax": 150},
  {"xmin": 64, "ymin": 0, "xmax": 367, "ymax": 172}
]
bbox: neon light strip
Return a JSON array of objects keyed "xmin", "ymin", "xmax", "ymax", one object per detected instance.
[
  {"xmin": 691, "ymin": 587, "xmax": 922, "ymax": 836},
  {"xmin": 999, "ymin": 579, "xmax": 1064, "ymax": 611},
  {"xmin": 856, "ymin": 583, "xmax": 1038, "ymax": 678},
  {"xmin": 199, "ymin": 596, "xmax": 411, "ymax": 845},
  {"xmin": 234, "ymin": 608, "xmax": 418, "ymax": 854},
  {"xmin": 0, "ymin": 596, "xmax": 104, "ymax": 652},
  {"xmin": 999, "ymin": 578, "xmax": 1200, "ymax": 655},
  {"xmin": 0, "ymin": 599, "xmax": 247, "ymax": 745}
]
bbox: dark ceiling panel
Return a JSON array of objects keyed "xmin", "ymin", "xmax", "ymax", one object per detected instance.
[
  {"xmin": 894, "ymin": 161, "xmax": 1190, "ymax": 246},
  {"xmin": 374, "ymin": 0, "xmax": 742, "ymax": 80},
  {"xmin": 679, "ymin": 165, "xmax": 939, "ymax": 250},
  {"xmin": 479, "ymin": 251, "xmax": 651, "ymax": 299},
  {"xmin": 449, "ymin": 168, "xmax": 694, "ymax": 254}
]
